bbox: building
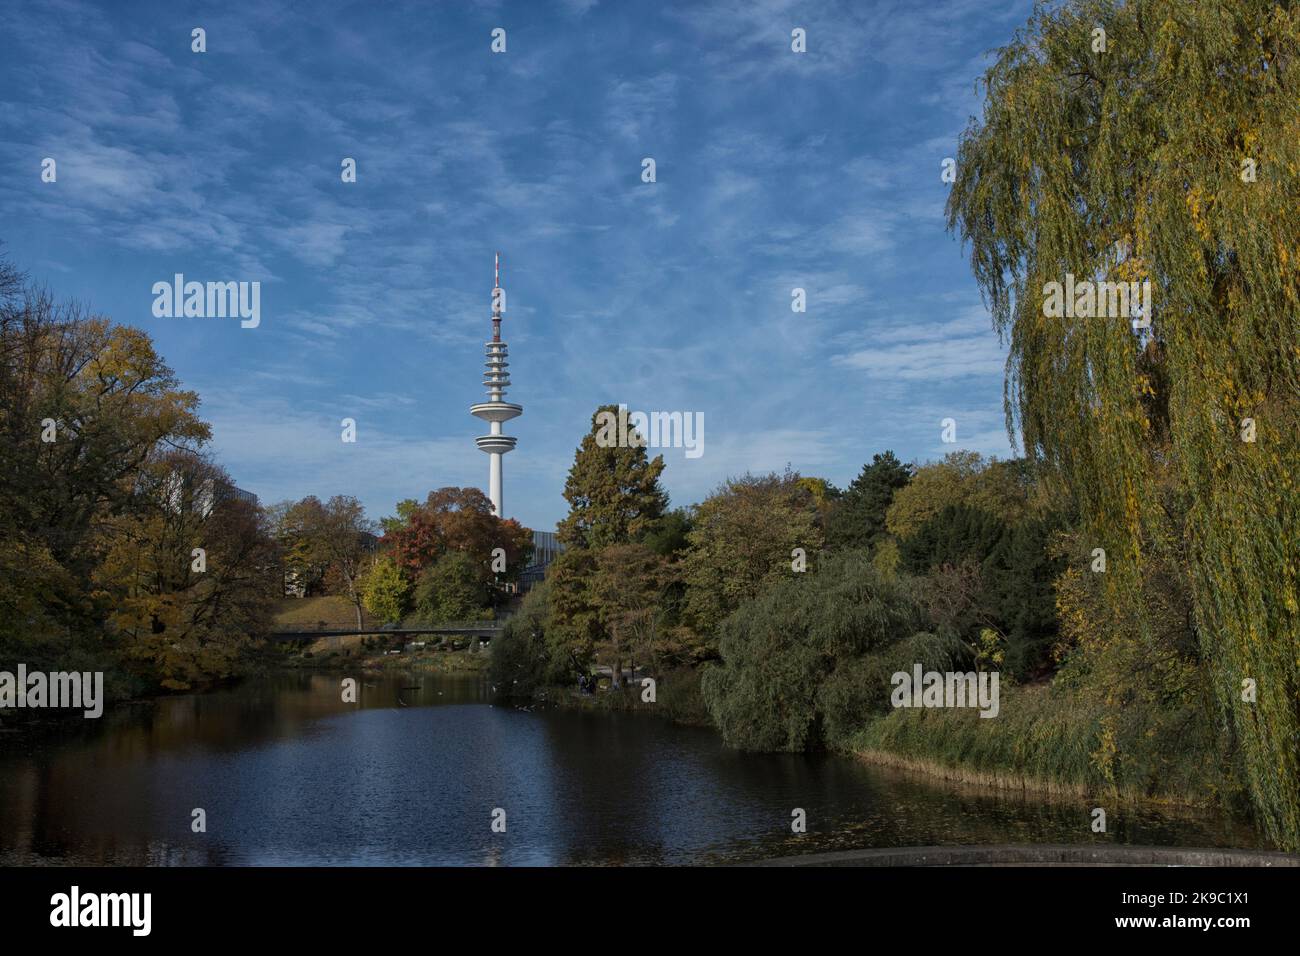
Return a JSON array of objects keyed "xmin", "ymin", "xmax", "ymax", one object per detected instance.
[
  {"xmin": 520, "ymin": 528, "xmax": 564, "ymax": 590},
  {"xmin": 470, "ymin": 253, "xmax": 521, "ymax": 518},
  {"xmin": 161, "ymin": 465, "xmax": 258, "ymax": 518},
  {"xmin": 223, "ymin": 483, "xmax": 259, "ymax": 508}
]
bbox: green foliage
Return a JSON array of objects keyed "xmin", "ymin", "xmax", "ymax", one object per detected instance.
[
  {"xmin": 1050, "ymin": 529, "xmax": 1223, "ymax": 794},
  {"xmin": 558, "ymin": 404, "xmax": 669, "ymax": 549},
  {"xmin": 900, "ymin": 504, "xmax": 1006, "ymax": 575},
  {"xmin": 947, "ymin": 0, "xmax": 1300, "ymax": 847},
  {"xmin": 986, "ymin": 515, "xmax": 1063, "ymax": 675},
  {"xmin": 700, "ymin": 552, "xmax": 957, "ymax": 752},
  {"xmin": 413, "ymin": 551, "xmax": 491, "ymax": 623},
  {"xmin": 855, "ymin": 679, "xmax": 1244, "ymax": 809},
  {"xmin": 542, "ymin": 407, "xmax": 679, "ymax": 678},
  {"xmin": 588, "ymin": 543, "xmax": 673, "ymax": 683},
  {"xmin": 538, "ymin": 542, "xmax": 677, "ymax": 684},
  {"xmin": 360, "ymin": 556, "xmax": 409, "ymax": 624},
  {"xmin": 825, "ymin": 451, "xmax": 912, "ymax": 552},
  {"xmin": 544, "ymin": 546, "xmax": 604, "ymax": 666},
  {"xmin": 379, "ymin": 498, "xmax": 420, "ymax": 537},
  {"xmin": 899, "ymin": 502, "xmax": 1062, "ymax": 677},
  {"xmin": 870, "ymin": 537, "xmax": 901, "ymax": 580},
  {"xmin": 654, "ymin": 666, "xmax": 712, "ymax": 725},
  {"xmin": 886, "ymin": 452, "xmax": 1033, "ymax": 540},
  {"xmin": 640, "ymin": 507, "xmax": 692, "ymax": 558},
  {"xmin": 681, "ymin": 469, "xmax": 823, "ymax": 644},
  {"xmin": 489, "ymin": 580, "xmax": 567, "ymax": 697},
  {"xmin": 0, "ymin": 259, "xmax": 274, "ymax": 691}
]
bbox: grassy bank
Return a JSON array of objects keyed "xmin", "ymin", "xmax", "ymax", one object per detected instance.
[
  {"xmin": 272, "ymin": 595, "xmax": 374, "ymax": 630},
  {"xmin": 849, "ymin": 682, "xmax": 1247, "ymax": 810}
]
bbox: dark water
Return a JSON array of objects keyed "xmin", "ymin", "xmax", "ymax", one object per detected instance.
[{"xmin": 0, "ymin": 671, "xmax": 1266, "ymax": 865}]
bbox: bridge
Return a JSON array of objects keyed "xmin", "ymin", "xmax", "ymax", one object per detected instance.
[{"xmin": 267, "ymin": 620, "xmax": 503, "ymax": 643}]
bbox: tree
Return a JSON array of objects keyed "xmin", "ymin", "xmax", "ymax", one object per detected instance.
[
  {"xmin": 385, "ymin": 486, "xmax": 532, "ymax": 591},
  {"xmin": 557, "ymin": 404, "xmax": 668, "ymax": 549},
  {"xmin": 985, "ymin": 515, "xmax": 1063, "ymax": 677},
  {"xmin": 946, "ymin": 0, "xmax": 1300, "ymax": 848},
  {"xmin": 380, "ymin": 498, "xmax": 420, "ymax": 537},
  {"xmin": 489, "ymin": 580, "xmax": 567, "ymax": 698},
  {"xmin": 269, "ymin": 494, "xmax": 377, "ymax": 624},
  {"xmin": 0, "ymin": 260, "xmax": 216, "ymax": 678},
  {"xmin": 291, "ymin": 495, "xmax": 376, "ymax": 628},
  {"xmin": 547, "ymin": 407, "xmax": 674, "ymax": 679},
  {"xmin": 700, "ymin": 551, "xmax": 955, "ymax": 751},
  {"xmin": 640, "ymin": 507, "xmax": 693, "ymax": 558},
  {"xmin": 271, "ymin": 496, "xmax": 333, "ymax": 596},
  {"xmin": 360, "ymin": 555, "xmax": 409, "ymax": 625},
  {"xmin": 0, "ymin": 253, "xmax": 279, "ymax": 692},
  {"xmin": 681, "ymin": 470, "xmax": 822, "ymax": 645},
  {"xmin": 544, "ymin": 546, "xmax": 605, "ymax": 671},
  {"xmin": 885, "ymin": 452, "xmax": 1031, "ymax": 540},
  {"xmin": 588, "ymin": 543, "xmax": 673, "ymax": 686},
  {"xmin": 825, "ymin": 451, "xmax": 912, "ymax": 552},
  {"xmin": 413, "ymin": 551, "xmax": 491, "ymax": 623},
  {"xmin": 899, "ymin": 502, "xmax": 1062, "ymax": 678},
  {"xmin": 97, "ymin": 451, "xmax": 279, "ymax": 689}
]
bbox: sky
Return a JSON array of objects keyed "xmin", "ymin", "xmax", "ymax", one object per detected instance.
[{"xmin": 0, "ymin": 0, "xmax": 1034, "ymax": 532}]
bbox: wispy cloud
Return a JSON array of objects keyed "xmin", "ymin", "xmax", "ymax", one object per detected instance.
[{"xmin": 0, "ymin": 0, "xmax": 1035, "ymax": 527}]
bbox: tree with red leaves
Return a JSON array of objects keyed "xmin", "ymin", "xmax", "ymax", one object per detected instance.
[{"xmin": 385, "ymin": 487, "xmax": 533, "ymax": 588}]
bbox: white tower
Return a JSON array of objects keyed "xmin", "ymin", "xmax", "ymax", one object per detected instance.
[{"xmin": 470, "ymin": 253, "xmax": 521, "ymax": 517}]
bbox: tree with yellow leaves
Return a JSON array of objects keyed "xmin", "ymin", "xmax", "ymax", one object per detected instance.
[{"xmin": 947, "ymin": 0, "xmax": 1300, "ymax": 847}]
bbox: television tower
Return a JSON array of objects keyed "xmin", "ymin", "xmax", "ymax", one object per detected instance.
[{"xmin": 470, "ymin": 252, "xmax": 521, "ymax": 517}]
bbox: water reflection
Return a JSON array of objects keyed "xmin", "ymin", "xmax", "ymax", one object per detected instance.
[{"xmin": 0, "ymin": 672, "xmax": 1266, "ymax": 865}]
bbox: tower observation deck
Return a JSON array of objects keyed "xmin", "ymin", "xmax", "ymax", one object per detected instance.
[{"xmin": 470, "ymin": 252, "xmax": 521, "ymax": 517}]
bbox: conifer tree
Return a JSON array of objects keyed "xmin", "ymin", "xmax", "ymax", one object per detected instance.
[
  {"xmin": 557, "ymin": 404, "xmax": 668, "ymax": 550},
  {"xmin": 826, "ymin": 451, "xmax": 913, "ymax": 552}
]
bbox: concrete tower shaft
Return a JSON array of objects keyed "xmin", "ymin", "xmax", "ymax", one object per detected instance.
[{"xmin": 470, "ymin": 252, "xmax": 520, "ymax": 517}]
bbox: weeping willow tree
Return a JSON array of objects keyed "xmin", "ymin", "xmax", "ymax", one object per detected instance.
[{"xmin": 947, "ymin": 0, "xmax": 1300, "ymax": 848}]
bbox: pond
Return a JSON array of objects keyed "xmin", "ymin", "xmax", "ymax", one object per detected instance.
[{"xmin": 0, "ymin": 671, "xmax": 1265, "ymax": 865}]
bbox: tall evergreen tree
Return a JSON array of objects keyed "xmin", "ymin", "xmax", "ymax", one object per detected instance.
[
  {"xmin": 557, "ymin": 404, "xmax": 669, "ymax": 549},
  {"xmin": 899, "ymin": 502, "xmax": 1061, "ymax": 678},
  {"xmin": 825, "ymin": 451, "xmax": 913, "ymax": 552},
  {"xmin": 547, "ymin": 407, "xmax": 671, "ymax": 685}
]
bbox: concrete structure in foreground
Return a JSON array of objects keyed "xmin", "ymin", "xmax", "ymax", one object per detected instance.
[{"xmin": 470, "ymin": 253, "xmax": 521, "ymax": 518}]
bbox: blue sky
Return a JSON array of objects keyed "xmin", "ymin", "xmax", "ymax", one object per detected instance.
[{"xmin": 0, "ymin": 0, "xmax": 1033, "ymax": 532}]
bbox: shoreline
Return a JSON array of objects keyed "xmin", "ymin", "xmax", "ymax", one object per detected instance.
[
  {"xmin": 507, "ymin": 676, "xmax": 1243, "ymax": 812},
  {"xmin": 851, "ymin": 746, "xmax": 1155, "ymax": 805},
  {"xmin": 750, "ymin": 844, "xmax": 1300, "ymax": 867}
]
